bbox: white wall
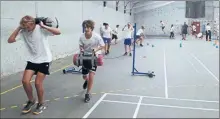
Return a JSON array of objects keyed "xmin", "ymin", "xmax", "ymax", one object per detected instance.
[
  {"xmin": 134, "ymin": 1, "xmax": 219, "ymax": 36},
  {"xmin": 1, "ymin": 1, "xmax": 133, "ymax": 77},
  {"xmin": 134, "ymin": 1, "xmax": 187, "ymax": 35}
]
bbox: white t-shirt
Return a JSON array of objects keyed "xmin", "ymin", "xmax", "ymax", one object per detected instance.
[
  {"xmin": 170, "ymin": 26, "xmax": 174, "ymax": 32},
  {"xmin": 206, "ymin": 25, "xmax": 211, "ymax": 31},
  {"xmin": 161, "ymin": 22, "xmax": 165, "ymax": 27},
  {"xmin": 112, "ymin": 28, "xmax": 118, "ymax": 35},
  {"xmin": 123, "ymin": 26, "xmax": 134, "ymax": 39},
  {"xmin": 79, "ymin": 32, "xmax": 105, "ymax": 55},
  {"xmin": 20, "ymin": 25, "xmax": 53, "ymax": 63},
  {"xmin": 102, "ymin": 27, "xmax": 112, "ymax": 38},
  {"xmin": 192, "ymin": 25, "xmax": 196, "ymax": 31},
  {"xmin": 136, "ymin": 29, "xmax": 144, "ymax": 36}
]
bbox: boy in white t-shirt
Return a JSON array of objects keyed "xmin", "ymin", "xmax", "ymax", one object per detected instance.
[
  {"xmin": 79, "ymin": 20, "xmax": 105, "ymax": 103},
  {"xmin": 170, "ymin": 24, "xmax": 175, "ymax": 39},
  {"xmin": 112, "ymin": 25, "xmax": 119, "ymax": 44},
  {"xmin": 160, "ymin": 20, "xmax": 165, "ymax": 34},
  {"xmin": 101, "ymin": 23, "xmax": 112, "ymax": 55},
  {"xmin": 206, "ymin": 23, "xmax": 211, "ymax": 41},
  {"xmin": 135, "ymin": 26, "xmax": 145, "ymax": 47},
  {"xmin": 122, "ymin": 23, "xmax": 134, "ymax": 56},
  {"xmin": 8, "ymin": 15, "xmax": 61, "ymax": 115}
]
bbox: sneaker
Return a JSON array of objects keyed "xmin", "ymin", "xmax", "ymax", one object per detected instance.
[
  {"xmin": 123, "ymin": 52, "xmax": 127, "ymax": 56},
  {"xmin": 32, "ymin": 103, "xmax": 46, "ymax": 115},
  {"xmin": 83, "ymin": 80, "xmax": 88, "ymax": 89},
  {"xmin": 129, "ymin": 53, "xmax": 132, "ymax": 56},
  {"xmin": 84, "ymin": 93, "xmax": 91, "ymax": 103},
  {"xmin": 22, "ymin": 100, "xmax": 36, "ymax": 114}
]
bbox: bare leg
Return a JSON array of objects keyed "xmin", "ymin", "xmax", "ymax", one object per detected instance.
[
  {"xmin": 35, "ymin": 72, "xmax": 46, "ymax": 104},
  {"xmin": 22, "ymin": 70, "xmax": 35, "ymax": 102},
  {"xmin": 87, "ymin": 71, "xmax": 95, "ymax": 94}
]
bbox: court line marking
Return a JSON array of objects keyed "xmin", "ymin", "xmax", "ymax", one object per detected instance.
[
  {"xmin": 168, "ymin": 84, "xmax": 219, "ymax": 88},
  {"xmin": 1, "ymin": 88, "xmax": 136, "ymax": 112},
  {"xmin": 163, "ymin": 49, "xmax": 168, "ymax": 98},
  {"xmin": 190, "ymin": 53, "xmax": 219, "ymax": 82},
  {"xmin": 83, "ymin": 93, "xmax": 107, "ymax": 118},
  {"xmin": 186, "ymin": 59, "xmax": 200, "ymax": 73},
  {"xmin": 102, "ymin": 100, "xmax": 219, "ymax": 112},
  {"xmin": 106, "ymin": 93, "xmax": 219, "ymax": 103},
  {"xmin": 0, "ymin": 64, "xmax": 72, "ymax": 95},
  {"xmin": 133, "ymin": 96, "xmax": 143, "ymax": 118}
]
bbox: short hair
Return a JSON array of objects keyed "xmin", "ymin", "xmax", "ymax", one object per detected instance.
[
  {"xmin": 116, "ymin": 25, "xmax": 119, "ymax": 27},
  {"xmin": 83, "ymin": 20, "xmax": 95, "ymax": 31},
  {"xmin": 141, "ymin": 26, "xmax": 145, "ymax": 29},
  {"xmin": 20, "ymin": 15, "xmax": 35, "ymax": 25}
]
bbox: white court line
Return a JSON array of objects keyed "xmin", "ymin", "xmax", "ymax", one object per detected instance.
[
  {"xmin": 168, "ymin": 84, "xmax": 218, "ymax": 88},
  {"xmin": 191, "ymin": 53, "xmax": 219, "ymax": 82},
  {"xmin": 187, "ymin": 59, "xmax": 199, "ymax": 73},
  {"xmin": 82, "ymin": 93, "xmax": 107, "ymax": 118},
  {"xmin": 163, "ymin": 49, "xmax": 168, "ymax": 98},
  {"xmin": 102, "ymin": 100, "xmax": 219, "ymax": 112},
  {"xmin": 141, "ymin": 103, "xmax": 219, "ymax": 112},
  {"xmin": 106, "ymin": 93, "xmax": 219, "ymax": 103},
  {"xmin": 133, "ymin": 96, "xmax": 143, "ymax": 118}
]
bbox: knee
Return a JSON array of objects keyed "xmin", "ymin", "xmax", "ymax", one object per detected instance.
[
  {"xmin": 22, "ymin": 79, "xmax": 30, "ymax": 85},
  {"xmin": 35, "ymin": 80, "xmax": 43, "ymax": 87},
  {"xmin": 83, "ymin": 75, "xmax": 88, "ymax": 80}
]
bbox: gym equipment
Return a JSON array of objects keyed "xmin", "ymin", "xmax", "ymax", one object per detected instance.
[
  {"xmin": 35, "ymin": 17, "xmax": 59, "ymax": 28},
  {"xmin": 73, "ymin": 52, "xmax": 104, "ymax": 67},
  {"xmin": 63, "ymin": 67, "xmax": 76, "ymax": 74},
  {"xmin": 131, "ymin": 23, "xmax": 155, "ymax": 78}
]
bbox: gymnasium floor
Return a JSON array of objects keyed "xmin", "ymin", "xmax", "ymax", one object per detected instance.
[{"xmin": 0, "ymin": 35, "xmax": 219, "ymax": 118}]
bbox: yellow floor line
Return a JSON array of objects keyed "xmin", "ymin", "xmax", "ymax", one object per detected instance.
[
  {"xmin": 10, "ymin": 106, "xmax": 18, "ymax": 108},
  {"xmin": 64, "ymin": 96, "xmax": 70, "ymax": 99},
  {"xmin": 1, "ymin": 88, "xmax": 137, "ymax": 111},
  {"xmin": 54, "ymin": 98, "xmax": 60, "ymax": 101},
  {"xmin": 0, "ymin": 108, "xmax": 6, "ymax": 111},
  {"xmin": 1, "ymin": 64, "xmax": 72, "ymax": 95}
]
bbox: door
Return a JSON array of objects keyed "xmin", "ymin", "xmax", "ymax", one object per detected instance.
[{"xmin": 192, "ymin": 21, "xmax": 200, "ymax": 34}]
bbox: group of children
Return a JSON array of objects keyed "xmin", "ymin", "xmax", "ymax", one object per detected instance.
[
  {"xmin": 160, "ymin": 20, "xmax": 213, "ymax": 41},
  {"xmin": 100, "ymin": 22, "xmax": 145, "ymax": 56},
  {"xmin": 7, "ymin": 15, "xmax": 145, "ymax": 115}
]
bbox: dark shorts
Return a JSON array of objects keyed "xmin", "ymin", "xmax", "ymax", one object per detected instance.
[
  {"xmin": 25, "ymin": 61, "xmax": 50, "ymax": 75},
  {"xmin": 82, "ymin": 60, "xmax": 97, "ymax": 76},
  {"xmin": 182, "ymin": 30, "xmax": 187, "ymax": 35},
  {"xmin": 124, "ymin": 38, "xmax": 132, "ymax": 46},
  {"xmin": 162, "ymin": 26, "xmax": 165, "ymax": 30},
  {"xmin": 136, "ymin": 35, "xmax": 141, "ymax": 39},
  {"xmin": 112, "ymin": 34, "xmax": 118, "ymax": 39},
  {"xmin": 103, "ymin": 37, "xmax": 111, "ymax": 44}
]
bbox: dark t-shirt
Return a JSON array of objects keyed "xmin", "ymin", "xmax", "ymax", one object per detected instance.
[{"xmin": 182, "ymin": 24, "xmax": 188, "ymax": 34}]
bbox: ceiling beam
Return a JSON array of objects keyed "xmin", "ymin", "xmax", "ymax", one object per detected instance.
[
  {"xmin": 124, "ymin": 1, "xmax": 161, "ymax": 10},
  {"xmin": 134, "ymin": 1, "xmax": 175, "ymax": 14}
]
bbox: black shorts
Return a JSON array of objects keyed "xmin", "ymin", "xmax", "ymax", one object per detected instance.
[
  {"xmin": 112, "ymin": 34, "xmax": 118, "ymax": 39},
  {"xmin": 162, "ymin": 26, "xmax": 165, "ymax": 30},
  {"xmin": 82, "ymin": 60, "xmax": 97, "ymax": 76},
  {"xmin": 25, "ymin": 61, "xmax": 50, "ymax": 75},
  {"xmin": 182, "ymin": 30, "xmax": 187, "ymax": 35}
]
